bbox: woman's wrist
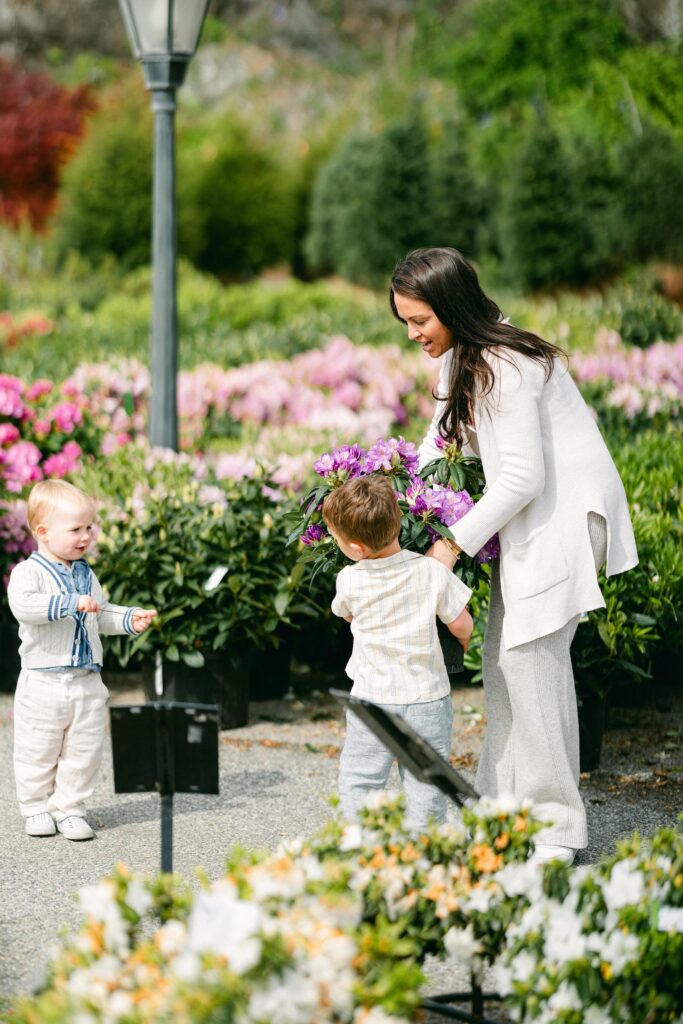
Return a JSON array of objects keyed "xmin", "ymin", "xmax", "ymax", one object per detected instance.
[{"xmin": 441, "ymin": 536, "xmax": 463, "ymax": 560}]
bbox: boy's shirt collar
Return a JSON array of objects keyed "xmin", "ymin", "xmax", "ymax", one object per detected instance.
[{"xmin": 352, "ymin": 549, "xmax": 421, "ymax": 571}]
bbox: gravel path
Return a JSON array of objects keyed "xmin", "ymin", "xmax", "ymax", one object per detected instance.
[{"xmin": 1, "ymin": 670, "xmax": 681, "ymax": 1007}]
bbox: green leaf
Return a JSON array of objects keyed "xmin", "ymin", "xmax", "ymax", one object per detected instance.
[
  {"xmin": 274, "ymin": 591, "xmax": 290, "ymax": 616},
  {"xmin": 166, "ymin": 644, "xmax": 180, "ymax": 662},
  {"xmin": 181, "ymin": 650, "xmax": 205, "ymax": 668}
]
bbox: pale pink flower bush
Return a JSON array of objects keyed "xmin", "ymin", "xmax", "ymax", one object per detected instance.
[{"xmin": 572, "ymin": 329, "xmax": 683, "ymax": 420}]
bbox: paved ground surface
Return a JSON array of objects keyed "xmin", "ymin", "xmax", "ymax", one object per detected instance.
[{"xmin": 0, "ymin": 668, "xmax": 681, "ymax": 1010}]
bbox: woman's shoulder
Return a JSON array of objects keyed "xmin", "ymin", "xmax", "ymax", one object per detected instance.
[{"xmin": 483, "ymin": 346, "xmax": 549, "ymax": 389}]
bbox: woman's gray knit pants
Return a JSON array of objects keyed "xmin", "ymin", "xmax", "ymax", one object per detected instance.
[{"xmin": 475, "ymin": 513, "xmax": 608, "ymax": 848}]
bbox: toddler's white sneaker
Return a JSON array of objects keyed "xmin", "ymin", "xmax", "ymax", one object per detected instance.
[
  {"xmin": 25, "ymin": 812, "xmax": 57, "ymax": 837},
  {"xmin": 57, "ymin": 816, "xmax": 95, "ymax": 841},
  {"xmin": 529, "ymin": 843, "xmax": 576, "ymax": 866}
]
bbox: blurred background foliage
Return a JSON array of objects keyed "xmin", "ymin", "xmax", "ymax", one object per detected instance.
[{"xmin": 1, "ymin": 0, "xmax": 683, "ymax": 291}]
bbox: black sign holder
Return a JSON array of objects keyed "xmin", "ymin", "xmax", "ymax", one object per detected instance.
[
  {"xmin": 110, "ymin": 701, "xmax": 220, "ymax": 873},
  {"xmin": 331, "ymin": 689, "xmax": 503, "ymax": 1024}
]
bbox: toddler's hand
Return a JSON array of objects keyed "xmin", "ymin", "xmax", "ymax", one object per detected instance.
[
  {"xmin": 132, "ymin": 608, "xmax": 157, "ymax": 633},
  {"xmin": 77, "ymin": 595, "xmax": 100, "ymax": 614}
]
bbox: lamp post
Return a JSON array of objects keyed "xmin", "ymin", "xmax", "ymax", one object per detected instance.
[{"xmin": 117, "ymin": 0, "xmax": 210, "ymax": 450}]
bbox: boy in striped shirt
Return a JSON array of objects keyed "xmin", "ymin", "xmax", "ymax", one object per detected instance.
[
  {"xmin": 323, "ymin": 474, "xmax": 473, "ymax": 831},
  {"xmin": 7, "ymin": 480, "xmax": 156, "ymax": 841}
]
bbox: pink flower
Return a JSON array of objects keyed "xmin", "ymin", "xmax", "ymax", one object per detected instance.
[
  {"xmin": 50, "ymin": 401, "xmax": 83, "ymax": 433},
  {"xmin": 25, "ymin": 379, "xmax": 54, "ymax": 401},
  {"xmin": 0, "ymin": 375, "xmax": 27, "ymax": 419},
  {"xmin": 0, "ymin": 423, "xmax": 20, "ymax": 447},
  {"xmin": 32, "ymin": 418, "xmax": 51, "ymax": 436},
  {"xmin": 42, "ymin": 441, "xmax": 82, "ymax": 479},
  {"xmin": 1, "ymin": 440, "xmax": 43, "ymax": 492}
]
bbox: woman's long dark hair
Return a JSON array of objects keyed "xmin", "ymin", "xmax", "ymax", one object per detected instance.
[{"xmin": 390, "ymin": 247, "xmax": 566, "ymax": 447}]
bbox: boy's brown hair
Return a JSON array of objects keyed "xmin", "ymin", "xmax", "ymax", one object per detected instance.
[
  {"xmin": 322, "ymin": 474, "xmax": 402, "ymax": 552},
  {"xmin": 27, "ymin": 480, "xmax": 96, "ymax": 537}
]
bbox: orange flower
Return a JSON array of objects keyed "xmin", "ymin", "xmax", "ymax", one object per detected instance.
[
  {"xmin": 471, "ymin": 844, "xmax": 503, "ymax": 873},
  {"xmin": 513, "ymin": 815, "xmax": 528, "ymax": 832},
  {"xmin": 494, "ymin": 832, "xmax": 510, "ymax": 850}
]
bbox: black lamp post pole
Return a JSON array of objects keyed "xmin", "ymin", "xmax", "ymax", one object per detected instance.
[{"xmin": 149, "ymin": 81, "xmax": 179, "ymax": 451}]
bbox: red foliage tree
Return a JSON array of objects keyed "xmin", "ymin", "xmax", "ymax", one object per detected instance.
[{"xmin": 0, "ymin": 59, "xmax": 96, "ymax": 230}]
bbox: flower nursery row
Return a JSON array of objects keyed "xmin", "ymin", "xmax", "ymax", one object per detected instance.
[
  {"xmin": 2, "ymin": 330, "xmax": 682, "ymax": 496},
  {"xmin": 4, "ymin": 795, "xmax": 682, "ymax": 1024},
  {"xmin": 1, "ymin": 329, "xmax": 682, "ymax": 691}
]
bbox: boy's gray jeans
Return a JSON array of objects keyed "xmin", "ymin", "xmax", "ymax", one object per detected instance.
[{"xmin": 338, "ymin": 694, "xmax": 453, "ymax": 831}]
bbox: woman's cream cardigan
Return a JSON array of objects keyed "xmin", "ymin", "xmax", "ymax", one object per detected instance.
[{"xmin": 418, "ymin": 348, "xmax": 638, "ymax": 649}]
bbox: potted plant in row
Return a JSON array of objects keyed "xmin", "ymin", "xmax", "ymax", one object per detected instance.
[{"xmin": 93, "ymin": 459, "xmax": 308, "ymax": 727}]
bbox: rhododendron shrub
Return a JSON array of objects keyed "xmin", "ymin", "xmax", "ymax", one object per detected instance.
[{"xmin": 289, "ymin": 436, "xmax": 497, "ymax": 591}]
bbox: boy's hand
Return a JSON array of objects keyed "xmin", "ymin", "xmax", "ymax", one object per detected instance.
[
  {"xmin": 77, "ymin": 595, "xmax": 101, "ymax": 614},
  {"xmin": 132, "ymin": 608, "xmax": 157, "ymax": 634},
  {"xmin": 447, "ymin": 608, "xmax": 474, "ymax": 652},
  {"xmin": 426, "ymin": 539, "xmax": 458, "ymax": 571}
]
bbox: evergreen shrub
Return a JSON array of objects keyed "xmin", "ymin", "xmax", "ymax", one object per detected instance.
[
  {"xmin": 616, "ymin": 122, "xmax": 683, "ymax": 266},
  {"xmin": 306, "ymin": 114, "xmax": 434, "ymax": 286},
  {"xmin": 497, "ymin": 118, "xmax": 587, "ymax": 290},
  {"xmin": 51, "ymin": 84, "xmax": 152, "ymax": 270},
  {"xmin": 177, "ymin": 117, "xmax": 298, "ymax": 278}
]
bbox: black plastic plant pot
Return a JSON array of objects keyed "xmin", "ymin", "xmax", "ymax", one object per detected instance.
[
  {"xmin": 142, "ymin": 651, "xmax": 250, "ymax": 730},
  {"xmin": 437, "ymin": 618, "xmax": 465, "ymax": 676}
]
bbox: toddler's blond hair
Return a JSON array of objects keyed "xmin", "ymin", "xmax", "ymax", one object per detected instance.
[{"xmin": 27, "ymin": 480, "xmax": 96, "ymax": 537}]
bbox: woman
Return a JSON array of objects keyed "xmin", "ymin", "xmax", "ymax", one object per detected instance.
[{"xmin": 391, "ymin": 247, "xmax": 638, "ymax": 865}]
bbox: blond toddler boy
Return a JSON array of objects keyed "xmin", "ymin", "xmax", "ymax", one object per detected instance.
[
  {"xmin": 323, "ymin": 474, "xmax": 473, "ymax": 831},
  {"xmin": 7, "ymin": 480, "xmax": 156, "ymax": 841}
]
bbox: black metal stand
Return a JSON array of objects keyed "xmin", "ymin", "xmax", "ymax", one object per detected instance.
[
  {"xmin": 110, "ymin": 701, "xmax": 220, "ymax": 874},
  {"xmin": 422, "ymin": 978, "xmax": 504, "ymax": 1023},
  {"xmin": 330, "ymin": 692, "xmax": 504, "ymax": 1024},
  {"xmin": 161, "ymin": 794, "xmax": 174, "ymax": 873}
]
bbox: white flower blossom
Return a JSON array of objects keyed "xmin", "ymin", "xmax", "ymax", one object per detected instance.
[
  {"xmin": 124, "ymin": 878, "xmax": 153, "ymax": 918},
  {"xmin": 494, "ymin": 861, "xmax": 543, "ymax": 901},
  {"xmin": 339, "ymin": 824, "xmax": 363, "ymax": 851},
  {"xmin": 602, "ymin": 859, "xmax": 645, "ymax": 911},
  {"xmin": 187, "ymin": 882, "xmax": 262, "ymax": 973},
  {"xmin": 444, "ymin": 923, "xmax": 482, "ymax": 964},
  {"xmin": 155, "ymin": 919, "xmax": 187, "ymax": 955},
  {"xmin": 548, "ymin": 980, "xmax": 583, "ymax": 1012},
  {"xmin": 510, "ymin": 950, "xmax": 537, "ymax": 984},
  {"xmin": 544, "ymin": 903, "xmax": 589, "ymax": 963},
  {"xmin": 584, "ymin": 1005, "xmax": 613, "ymax": 1023}
]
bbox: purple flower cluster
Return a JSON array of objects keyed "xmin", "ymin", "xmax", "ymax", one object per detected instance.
[
  {"xmin": 364, "ymin": 436, "xmax": 419, "ymax": 476},
  {"xmin": 313, "ymin": 443, "xmax": 366, "ymax": 484},
  {"xmin": 406, "ymin": 481, "xmax": 475, "ymax": 541},
  {"xmin": 301, "ymin": 523, "xmax": 328, "ymax": 546},
  {"xmin": 476, "ymin": 533, "xmax": 500, "ymax": 564}
]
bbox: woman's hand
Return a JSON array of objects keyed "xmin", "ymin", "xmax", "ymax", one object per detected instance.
[{"xmin": 425, "ymin": 539, "xmax": 458, "ymax": 571}]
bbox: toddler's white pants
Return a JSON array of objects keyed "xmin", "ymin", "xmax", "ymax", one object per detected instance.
[{"xmin": 13, "ymin": 668, "xmax": 108, "ymax": 821}]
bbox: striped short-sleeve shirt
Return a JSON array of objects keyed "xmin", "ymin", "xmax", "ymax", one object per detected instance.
[{"xmin": 331, "ymin": 549, "xmax": 472, "ymax": 704}]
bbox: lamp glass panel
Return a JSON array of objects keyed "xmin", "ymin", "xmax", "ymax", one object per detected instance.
[
  {"xmin": 172, "ymin": 1, "xmax": 210, "ymax": 53},
  {"xmin": 128, "ymin": 0, "xmax": 172, "ymax": 54}
]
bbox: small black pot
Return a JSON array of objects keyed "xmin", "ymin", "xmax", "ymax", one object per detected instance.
[
  {"xmin": 437, "ymin": 618, "xmax": 465, "ymax": 676},
  {"xmin": 249, "ymin": 628, "xmax": 293, "ymax": 700},
  {"xmin": 577, "ymin": 687, "xmax": 607, "ymax": 772},
  {"xmin": 142, "ymin": 651, "xmax": 250, "ymax": 730},
  {"xmin": 0, "ymin": 621, "xmax": 21, "ymax": 693}
]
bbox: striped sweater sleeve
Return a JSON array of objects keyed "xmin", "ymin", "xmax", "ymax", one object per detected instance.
[{"xmin": 7, "ymin": 562, "xmax": 78, "ymax": 624}]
